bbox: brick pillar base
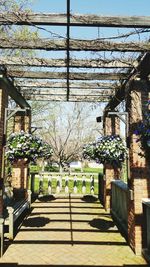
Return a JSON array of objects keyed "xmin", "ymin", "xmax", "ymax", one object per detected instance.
[
  {"xmin": 11, "ymin": 160, "xmax": 29, "ymax": 200},
  {"xmin": 104, "ymin": 164, "xmax": 121, "ymax": 211},
  {"xmin": 102, "ymin": 115, "xmax": 121, "ymax": 211}
]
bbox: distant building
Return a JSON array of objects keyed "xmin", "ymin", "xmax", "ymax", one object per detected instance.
[
  {"xmin": 70, "ymin": 161, "xmax": 82, "ymax": 168},
  {"xmin": 70, "ymin": 161, "xmax": 103, "ymax": 169},
  {"xmin": 88, "ymin": 161, "xmax": 103, "ymax": 168}
]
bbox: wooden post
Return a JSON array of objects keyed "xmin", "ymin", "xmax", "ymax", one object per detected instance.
[
  {"xmin": 65, "ymin": 175, "xmax": 69, "ymax": 194},
  {"xmin": 73, "ymin": 175, "xmax": 78, "ymax": 194},
  {"xmin": 30, "ymin": 173, "xmax": 35, "ymax": 195},
  {"xmin": 0, "ymin": 85, "xmax": 8, "ymax": 216},
  {"xmin": 90, "ymin": 175, "xmax": 94, "ymax": 195},
  {"xmin": 82, "ymin": 175, "xmax": 86, "ymax": 194},
  {"xmin": 39, "ymin": 173, "xmax": 44, "ymax": 196},
  {"xmin": 126, "ymin": 80, "xmax": 150, "ymax": 255},
  {"xmin": 48, "ymin": 174, "xmax": 52, "ymax": 195}
]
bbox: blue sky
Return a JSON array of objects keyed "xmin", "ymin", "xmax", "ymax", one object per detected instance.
[
  {"xmin": 29, "ymin": 0, "xmax": 150, "ymax": 62},
  {"xmin": 32, "ymin": 0, "xmax": 150, "ymax": 16},
  {"xmin": 26, "ymin": 0, "xmax": 143, "ymax": 130},
  {"xmin": 30, "ymin": 0, "xmax": 150, "ymax": 45}
]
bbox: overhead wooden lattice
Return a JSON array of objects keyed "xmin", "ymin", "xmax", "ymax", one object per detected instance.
[{"xmin": 0, "ymin": 4, "xmax": 150, "ymax": 105}]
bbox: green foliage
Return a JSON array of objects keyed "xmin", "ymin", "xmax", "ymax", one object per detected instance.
[
  {"xmin": 79, "ymin": 167, "xmax": 103, "ymax": 173},
  {"xmin": 83, "ymin": 135, "xmax": 128, "ymax": 168},
  {"xmin": 0, "ymin": 0, "xmax": 32, "ymax": 12},
  {"xmin": 0, "ymin": 0, "xmax": 39, "ymax": 57},
  {"xmin": 44, "ymin": 165, "xmax": 59, "ymax": 172},
  {"xmin": 30, "ymin": 165, "xmax": 42, "ymax": 173},
  {"xmin": 134, "ymin": 104, "xmax": 150, "ymax": 158},
  {"xmin": 6, "ymin": 131, "xmax": 53, "ymax": 163}
]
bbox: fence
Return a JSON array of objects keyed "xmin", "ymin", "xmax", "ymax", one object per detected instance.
[
  {"xmin": 30, "ymin": 172, "xmax": 98, "ymax": 196},
  {"xmin": 111, "ymin": 180, "xmax": 128, "ymax": 235}
]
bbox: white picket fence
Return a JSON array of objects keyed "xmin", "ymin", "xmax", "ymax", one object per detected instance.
[{"xmin": 30, "ymin": 172, "xmax": 97, "ymax": 196}]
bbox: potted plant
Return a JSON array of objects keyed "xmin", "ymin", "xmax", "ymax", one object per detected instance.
[
  {"xmin": 5, "ymin": 131, "xmax": 53, "ymax": 199},
  {"xmin": 6, "ymin": 131, "xmax": 53, "ymax": 163},
  {"xmin": 134, "ymin": 107, "xmax": 150, "ymax": 158},
  {"xmin": 83, "ymin": 135, "xmax": 127, "ymax": 168}
]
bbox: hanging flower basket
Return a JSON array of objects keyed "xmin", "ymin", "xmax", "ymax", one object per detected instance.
[
  {"xmin": 134, "ymin": 103, "xmax": 150, "ymax": 158},
  {"xmin": 83, "ymin": 135, "xmax": 128, "ymax": 168},
  {"xmin": 6, "ymin": 131, "xmax": 53, "ymax": 164}
]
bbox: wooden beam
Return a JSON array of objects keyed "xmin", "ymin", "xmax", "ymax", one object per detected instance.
[
  {"xmin": 105, "ymin": 53, "xmax": 150, "ymax": 110},
  {"xmin": 1, "ymin": 13, "xmax": 150, "ymax": 28},
  {"xmin": 0, "ymin": 57, "xmax": 135, "ymax": 68},
  {"xmin": 8, "ymin": 70, "xmax": 128, "ymax": 80},
  {"xmin": 20, "ymin": 88, "xmax": 114, "ymax": 96},
  {"xmin": 0, "ymin": 38, "xmax": 150, "ymax": 52},
  {"xmin": 23, "ymin": 94, "xmax": 111, "ymax": 102},
  {"xmin": 15, "ymin": 81, "xmax": 117, "ymax": 89},
  {"xmin": 0, "ymin": 76, "xmax": 30, "ymax": 108}
]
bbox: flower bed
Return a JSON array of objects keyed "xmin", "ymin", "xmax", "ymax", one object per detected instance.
[{"xmin": 83, "ymin": 135, "xmax": 127, "ymax": 168}]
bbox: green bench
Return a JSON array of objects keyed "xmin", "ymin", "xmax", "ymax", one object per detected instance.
[{"xmin": 4, "ymin": 198, "xmax": 30, "ymax": 240}]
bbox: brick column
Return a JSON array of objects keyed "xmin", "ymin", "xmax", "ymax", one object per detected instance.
[
  {"xmin": 0, "ymin": 85, "xmax": 8, "ymax": 215},
  {"xmin": 103, "ymin": 115, "xmax": 121, "ymax": 210},
  {"xmin": 13, "ymin": 110, "xmax": 31, "ymax": 133},
  {"xmin": 126, "ymin": 80, "xmax": 150, "ymax": 255},
  {"xmin": 12, "ymin": 110, "xmax": 31, "ymax": 200}
]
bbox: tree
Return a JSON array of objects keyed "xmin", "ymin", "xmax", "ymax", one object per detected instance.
[
  {"xmin": 0, "ymin": 0, "xmax": 39, "ymax": 134},
  {"xmin": 0, "ymin": 0, "xmax": 38, "ymax": 57},
  {"xmin": 31, "ymin": 102, "xmax": 102, "ymax": 171}
]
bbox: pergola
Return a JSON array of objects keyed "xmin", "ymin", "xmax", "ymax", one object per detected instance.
[
  {"xmin": 0, "ymin": 10, "xmax": 150, "ymax": 104},
  {"xmin": 0, "ymin": 3, "xmax": 150, "ymax": 257}
]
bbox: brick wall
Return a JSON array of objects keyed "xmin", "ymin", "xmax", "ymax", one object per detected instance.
[
  {"xmin": 126, "ymin": 80, "xmax": 150, "ymax": 254},
  {"xmin": 13, "ymin": 112, "xmax": 31, "ymax": 133}
]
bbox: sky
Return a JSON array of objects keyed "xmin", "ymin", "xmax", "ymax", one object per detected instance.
[
  {"xmin": 31, "ymin": 0, "xmax": 150, "ymax": 15},
  {"xmin": 30, "ymin": 0, "xmax": 150, "ymax": 40},
  {"xmin": 27, "ymin": 0, "xmax": 150, "ymax": 60},
  {"xmin": 17, "ymin": 0, "xmax": 149, "ymax": 136}
]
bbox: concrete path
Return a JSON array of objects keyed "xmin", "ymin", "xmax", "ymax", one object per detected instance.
[{"xmin": 0, "ymin": 195, "xmax": 148, "ymax": 266}]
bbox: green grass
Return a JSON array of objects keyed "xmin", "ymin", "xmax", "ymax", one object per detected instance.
[
  {"xmin": 30, "ymin": 165, "xmax": 42, "ymax": 173},
  {"xmin": 30, "ymin": 165, "xmax": 103, "ymax": 174},
  {"xmin": 73, "ymin": 167, "xmax": 103, "ymax": 173}
]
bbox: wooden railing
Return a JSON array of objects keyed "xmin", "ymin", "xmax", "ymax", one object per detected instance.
[
  {"xmin": 30, "ymin": 172, "xmax": 98, "ymax": 196},
  {"xmin": 111, "ymin": 180, "xmax": 128, "ymax": 235}
]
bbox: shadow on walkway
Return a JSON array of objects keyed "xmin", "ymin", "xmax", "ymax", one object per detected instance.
[{"xmin": 0, "ymin": 195, "xmax": 148, "ymax": 266}]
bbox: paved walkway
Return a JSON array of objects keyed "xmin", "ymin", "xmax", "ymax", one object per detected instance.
[{"xmin": 0, "ymin": 195, "xmax": 148, "ymax": 266}]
